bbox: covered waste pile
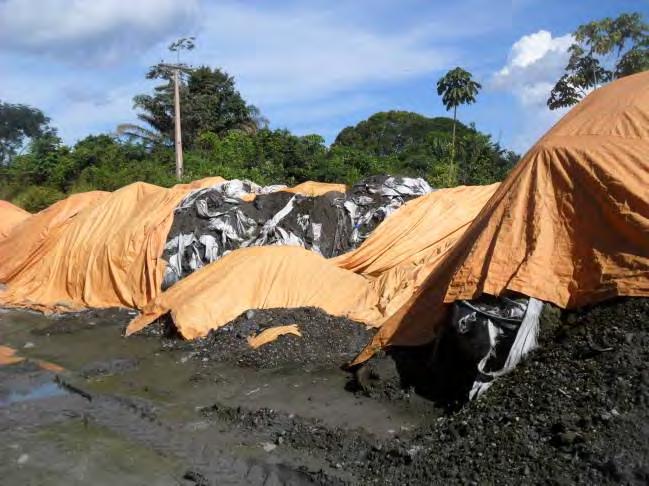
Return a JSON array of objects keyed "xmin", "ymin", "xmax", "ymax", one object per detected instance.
[
  {"xmin": 126, "ymin": 184, "xmax": 499, "ymax": 339},
  {"xmin": 355, "ymin": 70, "xmax": 649, "ymax": 366},
  {"xmin": 126, "ymin": 246, "xmax": 384, "ymax": 339},
  {"xmin": 0, "ymin": 201, "xmax": 30, "ymax": 240},
  {"xmin": 0, "ymin": 175, "xmax": 451, "ymax": 319},
  {"xmin": 0, "ymin": 177, "xmax": 225, "ymax": 312},
  {"xmin": 161, "ymin": 175, "xmax": 432, "ymax": 288},
  {"xmin": 0, "ymin": 191, "xmax": 109, "ymax": 282}
]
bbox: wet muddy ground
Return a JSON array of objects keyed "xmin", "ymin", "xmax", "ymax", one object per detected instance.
[{"xmin": 0, "ymin": 298, "xmax": 647, "ymax": 485}]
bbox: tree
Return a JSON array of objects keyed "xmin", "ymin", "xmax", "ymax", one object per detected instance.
[
  {"xmin": 436, "ymin": 67, "xmax": 481, "ymax": 183},
  {"xmin": 119, "ymin": 65, "xmax": 264, "ymax": 148},
  {"xmin": 335, "ymin": 111, "xmax": 472, "ymax": 158},
  {"xmin": 120, "ymin": 65, "xmax": 264, "ymax": 147},
  {"xmin": 0, "ymin": 101, "xmax": 52, "ymax": 164},
  {"xmin": 334, "ymin": 111, "xmax": 516, "ymax": 186},
  {"xmin": 548, "ymin": 12, "xmax": 649, "ymax": 110}
]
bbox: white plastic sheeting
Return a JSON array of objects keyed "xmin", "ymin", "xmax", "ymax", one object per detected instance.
[
  {"xmin": 162, "ymin": 176, "xmax": 433, "ymax": 288},
  {"xmin": 450, "ymin": 297, "xmax": 544, "ymax": 400}
]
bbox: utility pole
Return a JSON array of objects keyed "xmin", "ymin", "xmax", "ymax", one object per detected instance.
[
  {"xmin": 167, "ymin": 36, "xmax": 195, "ymax": 181},
  {"xmin": 173, "ymin": 67, "xmax": 183, "ymax": 180}
]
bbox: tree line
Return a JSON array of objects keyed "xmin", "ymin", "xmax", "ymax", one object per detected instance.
[{"xmin": 0, "ymin": 12, "xmax": 646, "ymax": 212}]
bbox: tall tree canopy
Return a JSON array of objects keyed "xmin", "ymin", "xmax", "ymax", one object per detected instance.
[
  {"xmin": 334, "ymin": 111, "xmax": 473, "ymax": 157},
  {"xmin": 0, "ymin": 101, "xmax": 52, "ymax": 164},
  {"xmin": 334, "ymin": 111, "xmax": 516, "ymax": 187},
  {"xmin": 436, "ymin": 67, "xmax": 482, "ymax": 184},
  {"xmin": 548, "ymin": 12, "xmax": 649, "ymax": 110},
  {"xmin": 119, "ymin": 65, "xmax": 264, "ymax": 148}
]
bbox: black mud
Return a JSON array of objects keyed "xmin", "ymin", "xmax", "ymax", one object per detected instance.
[
  {"xmin": 287, "ymin": 297, "xmax": 648, "ymax": 484},
  {"xmin": 1, "ymin": 298, "xmax": 647, "ymax": 485},
  {"xmin": 30, "ymin": 308, "xmax": 135, "ymax": 336},
  {"xmin": 177, "ymin": 307, "xmax": 376, "ymax": 370}
]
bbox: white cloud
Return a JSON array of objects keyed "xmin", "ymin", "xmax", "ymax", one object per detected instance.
[
  {"xmin": 0, "ymin": 0, "xmax": 199, "ymax": 64},
  {"xmin": 194, "ymin": 2, "xmax": 454, "ymax": 108},
  {"xmin": 51, "ymin": 83, "xmax": 146, "ymax": 142},
  {"xmin": 492, "ymin": 30, "xmax": 573, "ymax": 106},
  {"xmin": 491, "ymin": 30, "xmax": 573, "ymax": 152},
  {"xmin": 0, "ymin": 1, "xmax": 511, "ymax": 145}
]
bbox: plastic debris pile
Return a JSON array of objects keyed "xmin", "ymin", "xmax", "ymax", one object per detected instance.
[
  {"xmin": 437, "ymin": 294, "xmax": 544, "ymax": 400},
  {"xmin": 162, "ymin": 175, "xmax": 432, "ymax": 288}
]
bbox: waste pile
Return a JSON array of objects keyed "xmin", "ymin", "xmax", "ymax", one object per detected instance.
[
  {"xmin": 0, "ymin": 200, "xmax": 30, "ymax": 240},
  {"xmin": 125, "ymin": 184, "xmax": 499, "ymax": 341},
  {"xmin": 355, "ymin": 68, "xmax": 649, "ymax": 366},
  {"xmin": 169, "ymin": 307, "xmax": 376, "ymax": 369},
  {"xmin": 161, "ymin": 175, "xmax": 432, "ymax": 288}
]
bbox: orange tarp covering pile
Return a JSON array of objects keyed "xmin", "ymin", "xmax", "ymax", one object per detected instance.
[
  {"xmin": 126, "ymin": 246, "xmax": 384, "ymax": 339},
  {"xmin": 0, "ymin": 191, "xmax": 109, "ymax": 282},
  {"xmin": 284, "ymin": 181, "xmax": 346, "ymax": 196},
  {"xmin": 1, "ymin": 177, "xmax": 495, "ymax": 329},
  {"xmin": 0, "ymin": 201, "xmax": 30, "ymax": 239},
  {"xmin": 356, "ymin": 71, "xmax": 649, "ymax": 363},
  {"xmin": 334, "ymin": 184, "xmax": 499, "ymax": 317},
  {"xmin": 0, "ymin": 177, "xmax": 224, "ymax": 312},
  {"xmin": 125, "ymin": 184, "xmax": 498, "ymax": 338}
]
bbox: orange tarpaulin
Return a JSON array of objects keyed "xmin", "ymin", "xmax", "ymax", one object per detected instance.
[
  {"xmin": 333, "ymin": 184, "xmax": 498, "ymax": 276},
  {"xmin": 0, "ymin": 191, "xmax": 109, "ymax": 282},
  {"xmin": 247, "ymin": 324, "xmax": 302, "ymax": 349},
  {"xmin": 284, "ymin": 181, "xmax": 346, "ymax": 196},
  {"xmin": 0, "ymin": 178, "xmax": 224, "ymax": 312},
  {"xmin": 334, "ymin": 184, "xmax": 499, "ymax": 317},
  {"xmin": 0, "ymin": 201, "xmax": 30, "ymax": 240},
  {"xmin": 126, "ymin": 246, "xmax": 383, "ymax": 339},
  {"xmin": 1, "ymin": 170, "xmax": 499, "ymax": 342},
  {"xmin": 125, "ymin": 184, "xmax": 498, "ymax": 338},
  {"xmin": 355, "ymin": 71, "xmax": 649, "ymax": 363}
]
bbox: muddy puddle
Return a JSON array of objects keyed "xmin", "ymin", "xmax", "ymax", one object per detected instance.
[
  {"xmin": 2, "ymin": 299, "xmax": 647, "ymax": 485},
  {"xmin": 0, "ymin": 308, "xmax": 437, "ymax": 485}
]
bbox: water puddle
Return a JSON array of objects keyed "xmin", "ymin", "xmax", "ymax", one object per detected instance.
[{"xmin": 0, "ymin": 381, "xmax": 67, "ymax": 407}]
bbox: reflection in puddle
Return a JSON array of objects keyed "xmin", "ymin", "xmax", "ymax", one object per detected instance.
[
  {"xmin": 0, "ymin": 381, "xmax": 67, "ymax": 407},
  {"xmin": 0, "ymin": 382, "xmax": 66, "ymax": 407}
]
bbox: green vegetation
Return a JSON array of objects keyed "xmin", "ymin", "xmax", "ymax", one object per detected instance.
[
  {"xmin": 1, "ymin": 39, "xmax": 518, "ymax": 212},
  {"xmin": 118, "ymin": 65, "xmax": 264, "ymax": 147},
  {"xmin": 0, "ymin": 101, "xmax": 53, "ymax": 164},
  {"xmin": 0, "ymin": 106, "xmax": 518, "ymax": 211},
  {"xmin": 436, "ymin": 67, "xmax": 482, "ymax": 185},
  {"xmin": 548, "ymin": 12, "xmax": 649, "ymax": 109}
]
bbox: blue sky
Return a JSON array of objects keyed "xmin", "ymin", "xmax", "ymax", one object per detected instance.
[{"xmin": 0, "ymin": 0, "xmax": 646, "ymax": 153}]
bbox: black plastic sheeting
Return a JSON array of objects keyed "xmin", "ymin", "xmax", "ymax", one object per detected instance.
[{"xmin": 161, "ymin": 175, "xmax": 432, "ymax": 289}]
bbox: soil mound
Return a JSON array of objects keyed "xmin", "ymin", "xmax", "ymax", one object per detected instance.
[
  {"xmin": 198, "ymin": 298, "xmax": 648, "ymax": 485},
  {"xmin": 190, "ymin": 307, "xmax": 375, "ymax": 369}
]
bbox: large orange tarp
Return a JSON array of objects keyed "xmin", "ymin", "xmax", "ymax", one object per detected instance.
[
  {"xmin": 0, "ymin": 191, "xmax": 109, "ymax": 282},
  {"xmin": 333, "ymin": 184, "xmax": 499, "ymax": 276},
  {"xmin": 0, "ymin": 201, "xmax": 30, "ymax": 239},
  {"xmin": 0, "ymin": 178, "xmax": 224, "ymax": 312},
  {"xmin": 355, "ymin": 71, "xmax": 649, "ymax": 363},
  {"xmin": 1, "ymin": 172, "xmax": 498, "ymax": 341},
  {"xmin": 334, "ymin": 184, "xmax": 499, "ymax": 317},
  {"xmin": 125, "ymin": 184, "xmax": 498, "ymax": 338},
  {"xmin": 126, "ymin": 246, "xmax": 383, "ymax": 339}
]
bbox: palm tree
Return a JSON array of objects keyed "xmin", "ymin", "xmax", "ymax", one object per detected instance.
[{"xmin": 436, "ymin": 67, "xmax": 481, "ymax": 183}]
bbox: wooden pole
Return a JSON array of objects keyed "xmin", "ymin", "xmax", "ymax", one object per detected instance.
[{"xmin": 173, "ymin": 68, "xmax": 184, "ymax": 180}]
